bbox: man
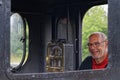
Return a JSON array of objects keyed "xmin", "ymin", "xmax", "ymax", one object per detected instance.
[{"xmin": 79, "ymin": 32, "xmax": 108, "ymax": 70}]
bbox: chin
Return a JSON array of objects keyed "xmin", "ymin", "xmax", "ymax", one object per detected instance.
[{"xmin": 92, "ymin": 55, "xmax": 100, "ymax": 59}]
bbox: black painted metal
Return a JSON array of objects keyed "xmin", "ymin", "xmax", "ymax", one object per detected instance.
[
  {"xmin": 1, "ymin": 0, "xmax": 120, "ymax": 80},
  {"xmin": 0, "ymin": 1, "xmax": 2, "ymax": 6}
]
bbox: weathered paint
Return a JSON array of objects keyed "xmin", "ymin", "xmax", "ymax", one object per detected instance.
[{"xmin": 1, "ymin": 0, "xmax": 120, "ymax": 80}]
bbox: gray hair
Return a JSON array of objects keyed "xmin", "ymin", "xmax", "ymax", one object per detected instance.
[{"xmin": 89, "ymin": 32, "xmax": 107, "ymax": 41}]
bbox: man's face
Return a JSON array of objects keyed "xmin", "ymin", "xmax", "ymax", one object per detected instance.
[{"xmin": 88, "ymin": 34, "xmax": 107, "ymax": 59}]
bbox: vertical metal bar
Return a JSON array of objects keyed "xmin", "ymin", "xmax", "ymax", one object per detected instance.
[
  {"xmin": 67, "ymin": 5, "xmax": 69, "ymax": 42},
  {"xmin": 74, "ymin": 7, "xmax": 82, "ymax": 70}
]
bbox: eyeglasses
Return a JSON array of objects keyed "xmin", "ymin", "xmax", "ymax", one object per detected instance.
[{"xmin": 87, "ymin": 40, "xmax": 106, "ymax": 48}]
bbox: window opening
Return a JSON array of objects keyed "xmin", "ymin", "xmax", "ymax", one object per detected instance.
[
  {"xmin": 10, "ymin": 13, "xmax": 29, "ymax": 72},
  {"xmin": 80, "ymin": 4, "xmax": 108, "ymax": 70}
]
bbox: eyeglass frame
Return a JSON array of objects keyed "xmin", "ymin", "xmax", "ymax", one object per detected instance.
[{"xmin": 87, "ymin": 40, "xmax": 107, "ymax": 48}]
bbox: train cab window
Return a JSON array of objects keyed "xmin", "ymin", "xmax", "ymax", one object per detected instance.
[
  {"xmin": 57, "ymin": 17, "xmax": 68, "ymax": 42},
  {"xmin": 10, "ymin": 13, "xmax": 29, "ymax": 72},
  {"xmin": 81, "ymin": 4, "xmax": 108, "ymax": 70}
]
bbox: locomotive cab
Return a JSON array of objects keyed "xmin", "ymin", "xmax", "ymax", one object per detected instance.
[{"xmin": 1, "ymin": 0, "xmax": 120, "ymax": 80}]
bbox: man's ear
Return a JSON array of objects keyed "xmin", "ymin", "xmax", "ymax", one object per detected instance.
[{"xmin": 105, "ymin": 40, "xmax": 108, "ymax": 46}]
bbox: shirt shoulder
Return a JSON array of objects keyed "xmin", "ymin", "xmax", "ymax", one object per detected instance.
[{"xmin": 79, "ymin": 56, "xmax": 92, "ymax": 70}]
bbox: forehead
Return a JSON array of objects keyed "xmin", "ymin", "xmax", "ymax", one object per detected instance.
[{"xmin": 89, "ymin": 34, "xmax": 102, "ymax": 43}]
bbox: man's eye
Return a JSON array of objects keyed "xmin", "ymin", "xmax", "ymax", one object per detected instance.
[
  {"xmin": 94, "ymin": 42, "xmax": 100, "ymax": 45},
  {"xmin": 87, "ymin": 43, "xmax": 92, "ymax": 46}
]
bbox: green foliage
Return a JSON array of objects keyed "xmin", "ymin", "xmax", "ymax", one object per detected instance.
[
  {"xmin": 82, "ymin": 5, "xmax": 108, "ymax": 60},
  {"xmin": 10, "ymin": 14, "xmax": 29, "ymax": 64}
]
